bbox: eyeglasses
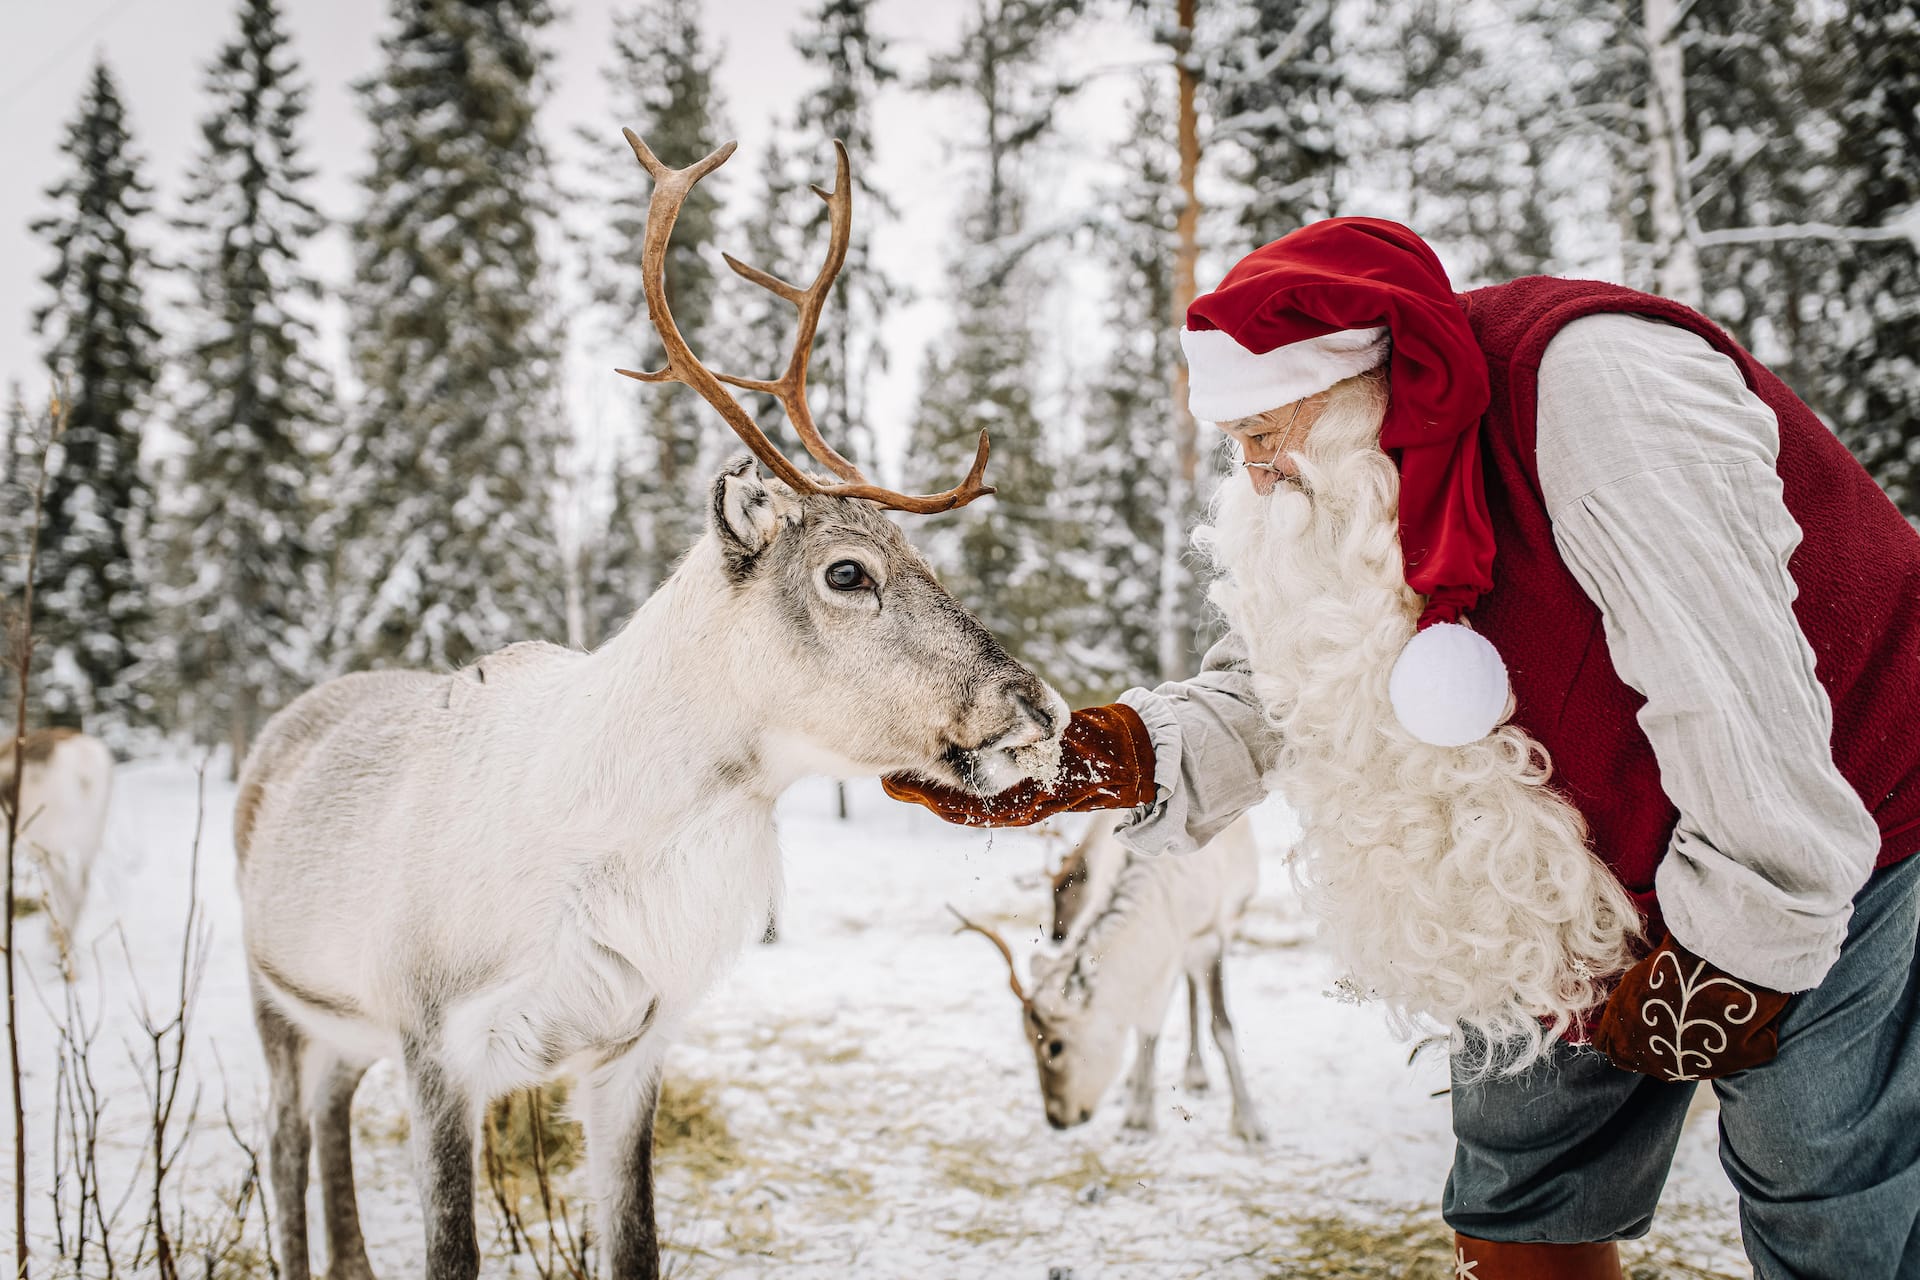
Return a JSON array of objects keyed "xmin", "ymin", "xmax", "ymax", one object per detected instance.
[{"xmin": 1240, "ymin": 398, "xmax": 1310, "ymax": 476}]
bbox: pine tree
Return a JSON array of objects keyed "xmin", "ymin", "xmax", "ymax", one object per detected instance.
[
  {"xmin": 1203, "ymin": 0, "xmax": 1346, "ymax": 249},
  {"xmin": 1827, "ymin": 0, "xmax": 1920, "ymax": 515},
  {"xmin": 908, "ymin": 0, "xmax": 1096, "ymax": 698},
  {"xmin": 334, "ymin": 0, "xmax": 565, "ymax": 670},
  {"xmin": 169, "ymin": 0, "xmax": 334, "ymax": 767},
  {"xmin": 1342, "ymin": 0, "xmax": 1561, "ymax": 283},
  {"xmin": 587, "ymin": 0, "xmax": 731, "ymax": 642},
  {"xmin": 1, "ymin": 387, "xmax": 31, "ymax": 580},
  {"xmin": 1070, "ymin": 82, "xmax": 1185, "ymax": 697},
  {"xmin": 29, "ymin": 59, "xmax": 159, "ymax": 733},
  {"xmin": 1566, "ymin": 0, "xmax": 1919, "ymax": 511},
  {"xmin": 792, "ymin": 0, "xmax": 899, "ymax": 467}
]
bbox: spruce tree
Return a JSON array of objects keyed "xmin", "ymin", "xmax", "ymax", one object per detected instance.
[
  {"xmin": 1829, "ymin": 0, "xmax": 1920, "ymax": 515},
  {"xmin": 1342, "ymin": 0, "xmax": 1560, "ymax": 282},
  {"xmin": 170, "ymin": 0, "xmax": 334, "ymax": 767},
  {"xmin": 908, "ymin": 0, "xmax": 1095, "ymax": 698},
  {"xmin": 1, "ymin": 387, "xmax": 32, "ymax": 586},
  {"xmin": 30, "ymin": 59, "xmax": 159, "ymax": 733},
  {"xmin": 1203, "ymin": 0, "xmax": 1346, "ymax": 249},
  {"xmin": 587, "ymin": 0, "xmax": 730, "ymax": 642},
  {"xmin": 335, "ymin": 0, "xmax": 565, "ymax": 670},
  {"xmin": 1070, "ymin": 83, "xmax": 1185, "ymax": 697},
  {"xmin": 792, "ymin": 0, "xmax": 899, "ymax": 467}
]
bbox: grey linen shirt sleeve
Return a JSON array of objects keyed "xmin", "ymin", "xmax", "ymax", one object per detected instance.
[
  {"xmin": 1111, "ymin": 629, "xmax": 1272, "ymax": 856},
  {"xmin": 1536, "ymin": 312, "xmax": 1881, "ymax": 992}
]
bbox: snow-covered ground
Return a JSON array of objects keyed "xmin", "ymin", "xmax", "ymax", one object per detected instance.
[{"xmin": 5, "ymin": 759, "xmax": 1748, "ymax": 1277}]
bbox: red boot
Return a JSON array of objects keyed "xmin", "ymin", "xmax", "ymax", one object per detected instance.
[{"xmin": 1453, "ymin": 1234, "xmax": 1624, "ymax": 1279}]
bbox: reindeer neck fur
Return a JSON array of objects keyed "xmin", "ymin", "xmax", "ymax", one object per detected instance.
[
  {"xmin": 1058, "ymin": 853, "xmax": 1189, "ymax": 1032},
  {"xmin": 555, "ymin": 534, "xmax": 816, "ymax": 825}
]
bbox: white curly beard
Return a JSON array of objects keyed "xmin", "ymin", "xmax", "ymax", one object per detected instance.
[{"xmin": 1200, "ymin": 373, "xmax": 1639, "ymax": 1071}]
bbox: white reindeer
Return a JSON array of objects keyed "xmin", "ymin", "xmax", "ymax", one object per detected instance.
[
  {"xmin": 961, "ymin": 813, "xmax": 1267, "ymax": 1143},
  {"xmin": 236, "ymin": 133, "xmax": 1064, "ymax": 1280},
  {"xmin": 1047, "ymin": 813, "xmax": 1208, "ymax": 1095},
  {"xmin": 2, "ymin": 727, "xmax": 113, "ymax": 968}
]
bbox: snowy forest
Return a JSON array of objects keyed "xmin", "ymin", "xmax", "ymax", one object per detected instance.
[
  {"xmin": 2, "ymin": 0, "xmax": 1919, "ymax": 1276},
  {"xmin": 5, "ymin": 0, "xmax": 1916, "ymax": 759}
]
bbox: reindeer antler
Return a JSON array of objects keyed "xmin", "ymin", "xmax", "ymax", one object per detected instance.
[
  {"xmin": 947, "ymin": 904, "xmax": 1032, "ymax": 1009},
  {"xmin": 617, "ymin": 129, "xmax": 995, "ymax": 515}
]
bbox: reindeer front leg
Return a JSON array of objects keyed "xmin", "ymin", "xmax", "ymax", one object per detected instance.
[
  {"xmin": 1122, "ymin": 1030, "xmax": 1159, "ymax": 1136},
  {"xmin": 400, "ymin": 1036, "xmax": 480, "ymax": 1280},
  {"xmin": 1182, "ymin": 975, "xmax": 1210, "ymax": 1092},
  {"xmin": 581, "ymin": 1050, "xmax": 664, "ymax": 1280}
]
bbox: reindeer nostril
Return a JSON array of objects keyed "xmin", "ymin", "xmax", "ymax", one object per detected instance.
[{"xmin": 1012, "ymin": 689, "xmax": 1055, "ymax": 737}]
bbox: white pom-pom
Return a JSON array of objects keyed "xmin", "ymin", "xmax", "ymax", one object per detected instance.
[{"xmin": 1388, "ymin": 622, "xmax": 1509, "ymax": 747}]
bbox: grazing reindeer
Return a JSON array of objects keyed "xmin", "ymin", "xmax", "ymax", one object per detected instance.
[
  {"xmin": 962, "ymin": 815, "xmax": 1266, "ymax": 1143},
  {"xmin": 236, "ymin": 132, "xmax": 1064, "ymax": 1280},
  {"xmin": 2, "ymin": 727, "xmax": 113, "ymax": 967},
  {"xmin": 1049, "ymin": 812, "xmax": 1211, "ymax": 1094}
]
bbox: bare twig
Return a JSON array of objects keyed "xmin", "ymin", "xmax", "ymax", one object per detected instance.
[
  {"xmin": 481, "ymin": 1102, "xmax": 529, "ymax": 1259},
  {"xmin": 122, "ymin": 758, "xmax": 212, "ymax": 1280}
]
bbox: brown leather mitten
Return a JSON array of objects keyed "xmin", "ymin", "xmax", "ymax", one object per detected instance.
[
  {"xmin": 882, "ymin": 702, "xmax": 1157, "ymax": 828},
  {"xmin": 1592, "ymin": 935, "xmax": 1790, "ymax": 1082}
]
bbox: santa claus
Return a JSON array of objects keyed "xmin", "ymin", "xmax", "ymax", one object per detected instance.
[{"xmin": 888, "ymin": 218, "xmax": 1920, "ymax": 1279}]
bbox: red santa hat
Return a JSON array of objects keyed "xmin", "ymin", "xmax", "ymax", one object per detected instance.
[{"xmin": 1184, "ymin": 218, "xmax": 1507, "ymax": 747}]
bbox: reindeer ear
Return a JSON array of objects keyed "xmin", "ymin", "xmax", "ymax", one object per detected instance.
[{"xmin": 711, "ymin": 457, "xmax": 780, "ymax": 570}]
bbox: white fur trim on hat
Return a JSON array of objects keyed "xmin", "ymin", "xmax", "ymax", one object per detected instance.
[
  {"xmin": 1181, "ymin": 325, "xmax": 1389, "ymax": 422},
  {"xmin": 1388, "ymin": 622, "xmax": 1510, "ymax": 747}
]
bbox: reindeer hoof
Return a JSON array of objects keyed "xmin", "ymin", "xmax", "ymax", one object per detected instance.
[
  {"xmin": 1120, "ymin": 1117, "xmax": 1154, "ymax": 1142},
  {"xmin": 1181, "ymin": 1066, "xmax": 1210, "ymax": 1093},
  {"xmin": 1232, "ymin": 1113, "xmax": 1269, "ymax": 1146},
  {"xmin": 325, "ymin": 1256, "xmax": 378, "ymax": 1280}
]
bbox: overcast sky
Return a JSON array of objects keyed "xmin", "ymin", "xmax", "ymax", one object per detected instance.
[{"xmin": 0, "ymin": 0, "xmax": 1159, "ymax": 482}]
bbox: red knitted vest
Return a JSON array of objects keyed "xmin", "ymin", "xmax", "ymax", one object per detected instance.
[{"xmin": 1459, "ymin": 276, "xmax": 1920, "ymax": 931}]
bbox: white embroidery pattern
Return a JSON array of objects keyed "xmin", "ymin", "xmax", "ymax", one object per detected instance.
[
  {"xmin": 1636, "ymin": 948, "xmax": 1761, "ymax": 1081},
  {"xmin": 1455, "ymin": 1246, "xmax": 1481, "ymax": 1279}
]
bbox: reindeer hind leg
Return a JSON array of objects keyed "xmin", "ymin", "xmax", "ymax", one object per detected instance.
[
  {"xmin": 252, "ymin": 975, "xmax": 315, "ymax": 1280},
  {"xmin": 401, "ymin": 1035, "xmax": 480, "ymax": 1280},
  {"xmin": 1207, "ymin": 955, "xmax": 1268, "ymax": 1145},
  {"xmin": 314, "ymin": 1057, "xmax": 376, "ymax": 1280}
]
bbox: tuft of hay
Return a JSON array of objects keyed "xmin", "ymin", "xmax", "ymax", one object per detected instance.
[
  {"xmin": 486, "ymin": 1081, "xmax": 582, "ymax": 1181},
  {"xmin": 654, "ymin": 1074, "xmax": 745, "ymax": 1185},
  {"xmin": 1266, "ymin": 1212, "xmax": 1743, "ymax": 1280},
  {"xmin": 1278, "ymin": 1213, "xmax": 1456, "ymax": 1278}
]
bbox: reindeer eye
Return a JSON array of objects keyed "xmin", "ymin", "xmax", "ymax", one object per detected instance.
[
  {"xmin": 825, "ymin": 560, "xmax": 871, "ymax": 592},
  {"xmin": 1047, "ymin": 1040, "xmax": 1064, "ymax": 1059}
]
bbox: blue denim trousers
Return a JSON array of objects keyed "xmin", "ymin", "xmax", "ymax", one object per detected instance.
[{"xmin": 1443, "ymin": 853, "xmax": 1920, "ymax": 1279}]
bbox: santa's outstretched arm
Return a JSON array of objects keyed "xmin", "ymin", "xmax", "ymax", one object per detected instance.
[{"xmin": 1111, "ymin": 629, "xmax": 1273, "ymax": 856}]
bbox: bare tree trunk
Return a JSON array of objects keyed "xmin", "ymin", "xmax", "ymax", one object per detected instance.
[
  {"xmin": 563, "ymin": 544, "xmax": 590, "ymax": 651},
  {"xmin": 228, "ymin": 684, "xmax": 256, "ymax": 783},
  {"xmin": 1159, "ymin": 0, "xmax": 1203, "ymax": 684},
  {"xmin": 1644, "ymin": 0, "xmax": 1701, "ymax": 306}
]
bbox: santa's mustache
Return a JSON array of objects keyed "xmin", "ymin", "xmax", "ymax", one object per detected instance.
[{"xmin": 1240, "ymin": 459, "xmax": 1314, "ymax": 496}]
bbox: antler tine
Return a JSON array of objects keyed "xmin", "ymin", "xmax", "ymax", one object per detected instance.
[
  {"xmin": 947, "ymin": 904, "xmax": 1032, "ymax": 1008},
  {"xmin": 713, "ymin": 139, "xmax": 866, "ymax": 485},
  {"xmin": 616, "ymin": 130, "xmax": 818, "ymax": 496},
  {"xmin": 617, "ymin": 130, "xmax": 998, "ymax": 516}
]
